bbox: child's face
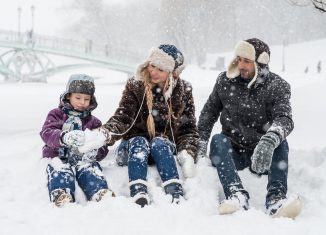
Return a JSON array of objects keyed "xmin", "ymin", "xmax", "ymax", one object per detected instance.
[{"xmin": 68, "ymin": 93, "xmax": 91, "ymax": 111}]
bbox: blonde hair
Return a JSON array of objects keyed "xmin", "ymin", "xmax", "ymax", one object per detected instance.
[{"xmin": 141, "ymin": 68, "xmax": 174, "ymax": 139}]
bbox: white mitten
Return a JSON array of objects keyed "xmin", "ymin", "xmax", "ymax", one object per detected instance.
[
  {"xmin": 78, "ymin": 128, "xmax": 109, "ymax": 153},
  {"xmin": 177, "ymin": 150, "xmax": 195, "ymax": 178},
  {"xmin": 62, "ymin": 130, "xmax": 85, "ymax": 147}
]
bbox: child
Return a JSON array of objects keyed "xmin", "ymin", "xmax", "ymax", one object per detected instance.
[{"xmin": 40, "ymin": 74, "xmax": 114, "ymax": 207}]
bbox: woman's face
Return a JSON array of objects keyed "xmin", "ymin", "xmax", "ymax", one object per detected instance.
[{"xmin": 147, "ymin": 64, "xmax": 169, "ymax": 87}]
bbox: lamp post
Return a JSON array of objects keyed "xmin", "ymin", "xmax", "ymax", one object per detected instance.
[
  {"xmin": 31, "ymin": 5, "xmax": 35, "ymax": 33},
  {"xmin": 17, "ymin": 7, "xmax": 22, "ymax": 41}
]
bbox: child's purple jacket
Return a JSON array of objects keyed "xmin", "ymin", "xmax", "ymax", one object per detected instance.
[{"xmin": 40, "ymin": 107, "xmax": 108, "ymax": 161}]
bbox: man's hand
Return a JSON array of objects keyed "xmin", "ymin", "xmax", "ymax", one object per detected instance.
[{"xmin": 251, "ymin": 132, "xmax": 280, "ymax": 174}]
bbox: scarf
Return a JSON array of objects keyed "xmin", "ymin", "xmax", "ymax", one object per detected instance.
[{"xmin": 59, "ymin": 103, "xmax": 88, "ymax": 165}]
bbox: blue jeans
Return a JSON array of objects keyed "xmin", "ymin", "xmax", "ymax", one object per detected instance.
[
  {"xmin": 117, "ymin": 136, "xmax": 181, "ymax": 196},
  {"xmin": 47, "ymin": 160, "xmax": 108, "ymax": 201},
  {"xmin": 209, "ymin": 133, "xmax": 288, "ymax": 201}
]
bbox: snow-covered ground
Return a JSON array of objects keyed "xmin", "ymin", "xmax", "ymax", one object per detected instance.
[{"xmin": 0, "ymin": 39, "xmax": 325, "ymax": 235}]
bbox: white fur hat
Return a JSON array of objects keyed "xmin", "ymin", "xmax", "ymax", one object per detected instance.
[
  {"xmin": 135, "ymin": 44, "xmax": 185, "ymax": 100},
  {"xmin": 227, "ymin": 38, "xmax": 270, "ymax": 88},
  {"xmin": 135, "ymin": 44, "xmax": 185, "ymax": 81}
]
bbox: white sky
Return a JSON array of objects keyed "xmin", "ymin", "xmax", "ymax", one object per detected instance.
[
  {"xmin": 0, "ymin": 0, "xmax": 134, "ymax": 36},
  {"xmin": 0, "ymin": 0, "xmax": 71, "ymax": 36}
]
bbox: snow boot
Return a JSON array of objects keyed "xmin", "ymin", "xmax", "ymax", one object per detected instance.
[
  {"xmin": 129, "ymin": 180, "xmax": 150, "ymax": 207},
  {"xmin": 91, "ymin": 188, "xmax": 115, "ymax": 202},
  {"xmin": 162, "ymin": 179, "xmax": 184, "ymax": 204},
  {"xmin": 218, "ymin": 191, "xmax": 249, "ymax": 215},
  {"xmin": 266, "ymin": 194, "xmax": 303, "ymax": 219},
  {"xmin": 51, "ymin": 188, "xmax": 73, "ymax": 207}
]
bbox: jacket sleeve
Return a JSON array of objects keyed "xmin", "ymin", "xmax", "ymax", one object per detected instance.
[
  {"xmin": 175, "ymin": 82, "xmax": 199, "ymax": 159},
  {"xmin": 40, "ymin": 109, "xmax": 64, "ymax": 148},
  {"xmin": 267, "ymin": 77, "xmax": 294, "ymax": 141},
  {"xmin": 89, "ymin": 117, "xmax": 109, "ymax": 161},
  {"xmin": 197, "ymin": 74, "xmax": 224, "ymax": 142},
  {"xmin": 102, "ymin": 78, "xmax": 142, "ymax": 145}
]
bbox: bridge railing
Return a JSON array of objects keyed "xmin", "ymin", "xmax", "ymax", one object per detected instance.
[{"xmin": 0, "ymin": 29, "xmax": 142, "ymax": 64}]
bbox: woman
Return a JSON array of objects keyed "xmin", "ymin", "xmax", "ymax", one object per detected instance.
[{"xmin": 81, "ymin": 44, "xmax": 198, "ymax": 207}]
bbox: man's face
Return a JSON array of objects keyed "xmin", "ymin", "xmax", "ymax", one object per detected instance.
[{"xmin": 236, "ymin": 56, "xmax": 255, "ymax": 79}]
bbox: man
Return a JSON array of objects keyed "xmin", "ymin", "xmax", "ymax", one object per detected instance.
[{"xmin": 197, "ymin": 38, "xmax": 302, "ymax": 218}]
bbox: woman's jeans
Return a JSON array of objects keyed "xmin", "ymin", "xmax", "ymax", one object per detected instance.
[
  {"xmin": 116, "ymin": 136, "xmax": 182, "ymax": 197},
  {"xmin": 209, "ymin": 133, "xmax": 288, "ymax": 202}
]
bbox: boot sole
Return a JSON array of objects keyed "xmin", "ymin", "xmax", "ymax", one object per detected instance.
[{"xmin": 218, "ymin": 203, "xmax": 239, "ymax": 215}]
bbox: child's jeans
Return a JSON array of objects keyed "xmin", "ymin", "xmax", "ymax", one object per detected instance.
[{"xmin": 47, "ymin": 158, "xmax": 108, "ymax": 201}]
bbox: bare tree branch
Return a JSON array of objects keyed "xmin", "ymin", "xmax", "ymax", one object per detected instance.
[
  {"xmin": 287, "ymin": 0, "xmax": 326, "ymax": 12},
  {"xmin": 312, "ymin": 0, "xmax": 326, "ymax": 12}
]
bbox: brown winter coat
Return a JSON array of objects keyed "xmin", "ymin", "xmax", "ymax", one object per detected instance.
[{"xmin": 103, "ymin": 77, "xmax": 199, "ymax": 159}]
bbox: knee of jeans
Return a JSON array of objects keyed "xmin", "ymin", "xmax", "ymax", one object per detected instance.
[
  {"xmin": 211, "ymin": 134, "xmax": 230, "ymax": 147},
  {"xmin": 129, "ymin": 136, "xmax": 150, "ymax": 150},
  {"xmin": 128, "ymin": 137, "xmax": 150, "ymax": 163},
  {"xmin": 210, "ymin": 134, "xmax": 232, "ymax": 166},
  {"xmin": 150, "ymin": 137, "xmax": 172, "ymax": 152},
  {"xmin": 276, "ymin": 140, "xmax": 289, "ymax": 153},
  {"xmin": 116, "ymin": 141, "xmax": 129, "ymax": 166}
]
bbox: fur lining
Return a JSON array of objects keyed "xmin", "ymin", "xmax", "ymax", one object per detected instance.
[
  {"xmin": 234, "ymin": 41, "xmax": 256, "ymax": 61},
  {"xmin": 247, "ymin": 62, "xmax": 258, "ymax": 88},
  {"xmin": 135, "ymin": 48, "xmax": 176, "ymax": 81},
  {"xmin": 128, "ymin": 179, "xmax": 148, "ymax": 187},
  {"xmin": 174, "ymin": 64, "xmax": 185, "ymax": 77},
  {"xmin": 164, "ymin": 74, "xmax": 175, "ymax": 100},
  {"xmin": 257, "ymin": 51, "xmax": 270, "ymax": 64},
  {"xmin": 226, "ymin": 58, "xmax": 240, "ymax": 79},
  {"xmin": 162, "ymin": 178, "xmax": 182, "ymax": 187}
]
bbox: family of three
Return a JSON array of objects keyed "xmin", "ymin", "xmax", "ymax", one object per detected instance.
[{"xmin": 40, "ymin": 38, "xmax": 302, "ymax": 218}]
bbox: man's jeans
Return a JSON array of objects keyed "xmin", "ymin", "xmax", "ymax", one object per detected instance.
[{"xmin": 209, "ymin": 133, "xmax": 288, "ymax": 201}]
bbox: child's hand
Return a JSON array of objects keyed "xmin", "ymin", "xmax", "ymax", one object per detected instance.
[{"xmin": 62, "ymin": 130, "xmax": 85, "ymax": 147}]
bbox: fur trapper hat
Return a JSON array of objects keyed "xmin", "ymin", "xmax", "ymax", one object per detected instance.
[
  {"xmin": 135, "ymin": 44, "xmax": 185, "ymax": 100},
  {"xmin": 135, "ymin": 44, "xmax": 185, "ymax": 79},
  {"xmin": 227, "ymin": 38, "xmax": 270, "ymax": 88}
]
